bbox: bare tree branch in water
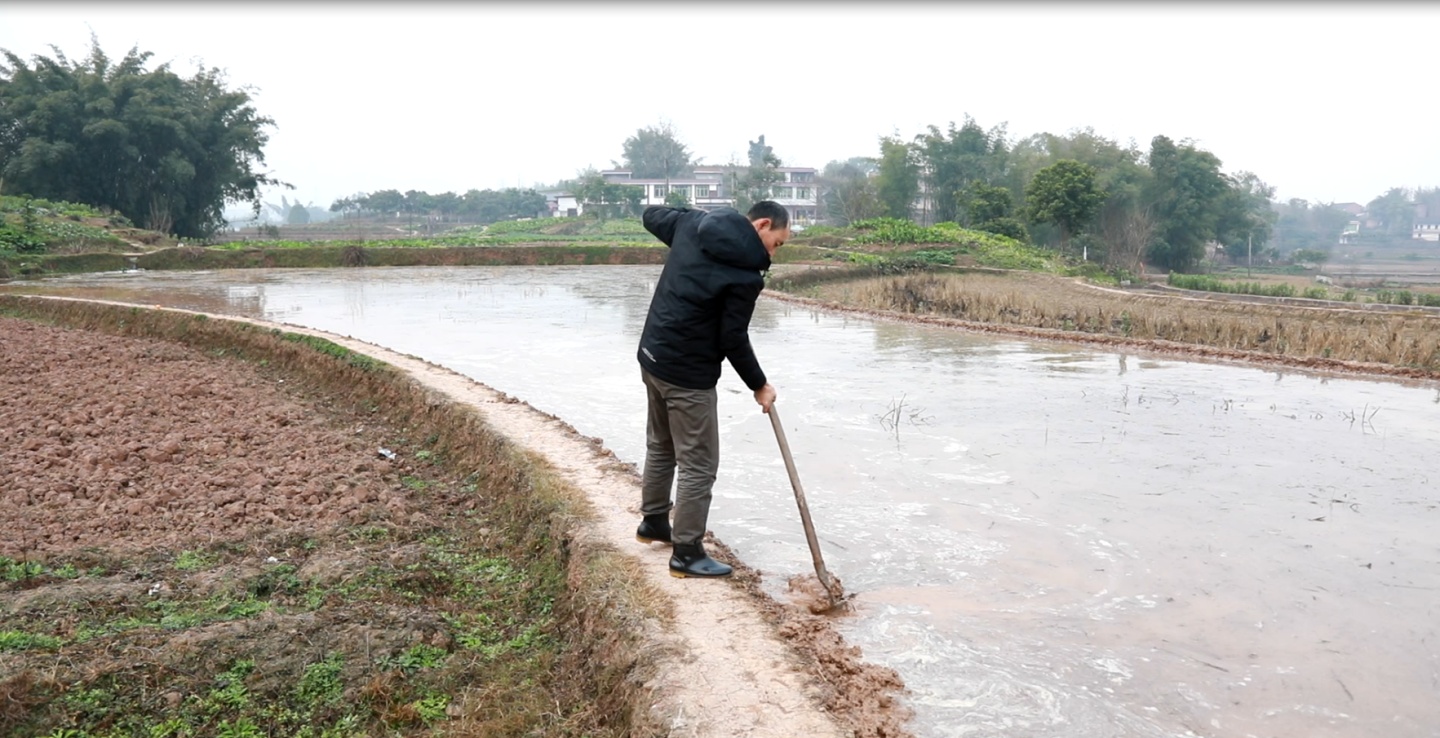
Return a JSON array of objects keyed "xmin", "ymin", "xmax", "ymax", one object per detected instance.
[{"xmin": 877, "ymin": 394, "xmax": 934, "ymax": 442}]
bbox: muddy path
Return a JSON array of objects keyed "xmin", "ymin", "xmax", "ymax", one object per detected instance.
[{"xmin": 0, "ymin": 298, "xmax": 911, "ymax": 738}]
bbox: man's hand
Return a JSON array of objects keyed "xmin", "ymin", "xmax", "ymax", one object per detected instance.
[{"xmin": 753, "ymin": 383, "xmax": 777, "ymax": 414}]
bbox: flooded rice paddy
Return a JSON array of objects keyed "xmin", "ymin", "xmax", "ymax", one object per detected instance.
[{"xmin": 8, "ymin": 266, "xmax": 1439, "ymax": 738}]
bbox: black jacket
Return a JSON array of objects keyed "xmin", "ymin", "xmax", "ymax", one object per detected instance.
[{"xmin": 637, "ymin": 205, "xmax": 770, "ymax": 391}]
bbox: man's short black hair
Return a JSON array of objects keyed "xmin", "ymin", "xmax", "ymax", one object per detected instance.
[{"xmin": 746, "ymin": 200, "xmax": 789, "ymax": 230}]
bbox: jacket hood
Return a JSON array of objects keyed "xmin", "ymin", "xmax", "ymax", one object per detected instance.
[{"xmin": 696, "ymin": 208, "xmax": 771, "ymax": 271}]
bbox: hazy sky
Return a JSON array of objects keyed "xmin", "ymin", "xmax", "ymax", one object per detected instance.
[{"xmin": 4, "ymin": 3, "xmax": 1437, "ymax": 212}]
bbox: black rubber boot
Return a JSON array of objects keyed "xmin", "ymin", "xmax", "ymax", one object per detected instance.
[
  {"xmin": 669, "ymin": 542, "xmax": 732, "ymax": 578},
  {"xmin": 635, "ymin": 513, "xmax": 672, "ymax": 544}
]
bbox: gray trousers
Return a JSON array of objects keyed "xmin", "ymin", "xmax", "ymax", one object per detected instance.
[{"xmin": 640, "ymin": 368, "xmax": 720, "ymax": 546}]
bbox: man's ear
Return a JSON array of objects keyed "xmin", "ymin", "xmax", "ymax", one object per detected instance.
[{"xmin": 752, "ymin": 217, "xmax": 772, "ymax": 232}]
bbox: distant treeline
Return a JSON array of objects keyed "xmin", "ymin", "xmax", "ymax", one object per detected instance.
[
  {"xmin": 5, "ymin": 37, "xmax": 1437, "ymax": 273},
  {"xmin": 327, "ymin": 188, "xmax": 549, "ymax": 225},
  {"xmin": 816, "ymin": 121, "xmax": 1440, "ymax": 272},
  {"xmin": 817, "ymin": 121, "xmax": 1269, "ymax": 273}
]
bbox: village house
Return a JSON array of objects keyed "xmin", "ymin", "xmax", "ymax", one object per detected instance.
[
  {"xmin": 542, "ymin": 191, "xmax": 582, "ymax": 218},
  {"xmin": 1335, "ymin": 202, "xmax": 1368, "ymax": 244},
  {"xmin": 1414, "ymin": 219, "xmax": 1440, "ymax": 242},
  {"xmin": 596, "ymin": 165, "xmax": 820, "ymax": 226},
  {"xmin": 600, "ymin": 168, "xmax": 735, "ymax": 211}
]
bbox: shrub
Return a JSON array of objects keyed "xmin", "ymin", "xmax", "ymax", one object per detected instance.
[
  {"xmin": 796, "ymin": 224, "xmax": 848, "ymax": 238},
  {"xmin": 1065, "ymin": 262, "xmax": 1110, "ymax": 282},
  {"xmin": 851, "ymin": 217, "xmax": 953, "ymax": 245},
  {"xmin": 975, "ymin": 240, "xmax": 1053, "ymax": 271},
  {"xmin": 907, "ymin": 249, "xmax": 960, "ymax": 266},
  {"xmin": 973, "ymin": 217, "xmax": 1029, "ymax": 243},
  {"xmin": 1302, "ymin": 287, "xmax": 1328, "ymax": 300},
  {"xmin": 0, "ymin": 223, "xmax": 46, "ymax": 253}
]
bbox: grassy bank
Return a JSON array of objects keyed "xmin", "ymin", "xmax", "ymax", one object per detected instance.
[
  {"xmin": 1, "ymin": 244, "xmax": 673, "ymax": 278},
  {"xmin": 769, "ymin": 267, "xmax": 1440, "ymax": 373},
  {"xmin": 1, "ymin": 195, "xmax": 173, "ymax": 255},
  {"xmin": 0, "ymin": 296, "xmax": 670, "ymax": 738},
  {"xmin": 791, "ymin": 219, "xmax": 1070, "ymax": 273},
  {"xmin": 1, "ymin": 240, "xmax": 833, "ymax": 280},
  {"xmin": 215, "ymin": 216, "xmax": 657, "ymax": 248},
  {"xmin": 1168, "ymin": 272, "xmax": 1440, "ymax": 306}
]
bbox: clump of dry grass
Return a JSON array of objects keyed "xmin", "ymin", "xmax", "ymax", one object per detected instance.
[{"xmin": 781, "ymin": 271, "xmax": 1440, "ymax": 371}]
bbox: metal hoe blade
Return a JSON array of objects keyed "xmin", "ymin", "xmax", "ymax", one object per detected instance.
[{"xmin": 768, "ymin": 403, "xmax": 844, "ymax": 608}]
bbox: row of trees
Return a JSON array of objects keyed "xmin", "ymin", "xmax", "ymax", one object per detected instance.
[
  {"xmin": 0, "ymin": 38, "xmax": 280, "ymax": 238},
  {"xmin": 8, "ymin": 39, "xmax": 1428, "ymax": 264},
  {"xmin": 329, "ymin": 187, "xmax": 548, "ymax": 224},
  {"xmin": 816, "ymin": 118, "xmax": 1282, "ymax": 272},
  {"xmin": 609, "ymin": 120, "xmax": 1304, "ymax": 272}
]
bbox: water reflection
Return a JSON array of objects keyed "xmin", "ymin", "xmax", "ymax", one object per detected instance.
[{"xmin": 6, "ymin": 266, "xmax": 1439, "ymax": 738}]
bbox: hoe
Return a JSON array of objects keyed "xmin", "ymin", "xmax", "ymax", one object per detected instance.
[{"xmin": 768, "ymin": 402, "xmax": 848, "ymax": 612}]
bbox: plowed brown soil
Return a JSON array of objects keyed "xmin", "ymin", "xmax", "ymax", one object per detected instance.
[{"xmin": 0, "ymin": 317, "xmax": 407, "ymax": 557}]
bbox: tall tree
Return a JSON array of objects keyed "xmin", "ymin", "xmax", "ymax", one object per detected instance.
[
  {"xmin": 1099, "ymin": 204, "xmax": 1155, "ymax": 275},
  {"xmin": 1272, "ymin": 198, "xmax": 1307, "ymax": 253},
  {"xmin": 332, "ymin": 194, "xmax": 357, "ymax": 217},
  {"xmin": 912, "ymin": 116, "xmax": 1009, "ymax": 224},
  {"xmin": 819, "ymin": 157, "xmax": 881, "ymax": 226},
  {"xmin": 962, "ymin": 179, "xmax": 1028, "ymax": 242},
  {"xmin": 1011, "ymin": 128, "xmax": 1151, "ymax": 258},
  {"xmin": 431, "ymin": 191, "xmax": 462, "ymax": 222},
  {"xmin": 1213, "ymin": 171, "xmax": 1277, "ymax": 261},
  {"xmin": 962, "ymin": 180, "xmax": 1014, "ymax": 225},
  {"xmin": 1366, "ymin": 187, "xmax": 1414, "ymax": 238},
  {"xmin": 874, "ymin": 136, "xmax": 919, "ymax": 220},
  {"xmin": 458, "ymin": 187, "xmax": 547, "ymax": 223},
  {"xmin": 1025, "ymin": 159, "xmax": 1104, "ymax": 250},
  {"xmin": 363, "ymin": 189, "xmax": 405, "ymax": 216},
  {"xmin": 620, "ymin": 122, "xmax": 693, "ymax": 179},
  {"xmin": 1144, "ymin": 135, "xmax": 1230, "ymax": 272},
  {"xmin": 0, "ymin": 37, "xmax": 283, "ymax": 237},
  {"xmin": 733, "ymin": 134, "xmax": 783, "ymax": 212}
]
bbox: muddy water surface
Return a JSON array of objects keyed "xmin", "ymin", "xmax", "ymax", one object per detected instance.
[{"xmin": 9, "ymin": 266, "xmax": 1439, "ymax": 738}]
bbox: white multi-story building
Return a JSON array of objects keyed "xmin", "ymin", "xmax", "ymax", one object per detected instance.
[
  {"xmin": 601, "ymin": 168, "xmax": 735, "ymax": 211},
  {"xmin": 766, "ymin": 167, "xmax": 819, "ymax": 225},
  {"xmin": 598, "ymin": 165, "xmax": 819, "ymax": 225}
]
